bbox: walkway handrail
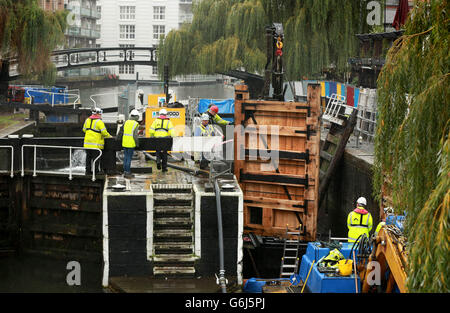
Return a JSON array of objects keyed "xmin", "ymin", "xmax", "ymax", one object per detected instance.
[
  {"xmin": 25, "ymin": 89, "xmax": 81, "ymax": 109},
  {"xmin": 89, "ymin": 92, "xmax": 122, "ymax": 108},
  {"xmin": 0, "ymin": 145, "xmax": 14, "ymax": 178},
  {"xmin": 21, "ymin": 144, "xmax": 102, "ymax": 181}
]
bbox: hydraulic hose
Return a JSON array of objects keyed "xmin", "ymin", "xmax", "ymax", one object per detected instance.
[
  {"xmin": 143, "ymin": 151, "xmax": 209, "ymax": 176},
  {"xmin": 214, "ymin": 178, "xmax": 227, "ymax": 293}
]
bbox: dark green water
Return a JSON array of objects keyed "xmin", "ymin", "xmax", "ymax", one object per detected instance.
[{"xmin": 0, "ymin": 254, "xmax": 103, "ymax": 293}]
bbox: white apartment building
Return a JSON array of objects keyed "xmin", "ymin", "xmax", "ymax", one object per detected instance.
[{"xmin": 97, "ymin": 0, "xmax": 193, "ymax": 80}]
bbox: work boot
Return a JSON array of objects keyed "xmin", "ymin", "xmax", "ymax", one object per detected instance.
[
  {"xmin": 157, "ymin": 162, "xmax": 161, "ymax": 170},
  {"xmin": 124, "ymin": 172, "xmax": 135, "ymax": 178},
  {"xmin": 162, "ymin": 168, "xmax": 168, "ymax": 173}
]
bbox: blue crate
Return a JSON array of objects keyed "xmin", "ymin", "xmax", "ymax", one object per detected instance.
[{"xmin": 298, "ymin": 242, "xmax": 361, "ymax": 293}]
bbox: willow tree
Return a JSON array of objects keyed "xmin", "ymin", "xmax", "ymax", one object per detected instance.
[
  {"xmin": 0, "ymin": 0, "xmax": 67, "ymax": 85},
  {"xmin": 373, "ymin": 0, "xmax": 449, "ymax": 292},
  {"xmin": 158, "ymin": 0, "xmax": 370, "ymax": 81},
  {"xmin": 158, "ymin": 0, "xmax": 267, "ymax": 79},
  {"xmin": 284, "ymin": 0, "xmax": 369, "ymax": 80}
]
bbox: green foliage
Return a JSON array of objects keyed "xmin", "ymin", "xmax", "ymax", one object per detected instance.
[
  {"xmin": 373, "ymin": 0, "xmax": 449, "ymax": 292},
  {"xmin": 158, "ymin": 0, "xmax": 371, "ymax": 80},
  {"xmin": 0, "ymin": 0, "xmax": 67, "ymax": 84}
]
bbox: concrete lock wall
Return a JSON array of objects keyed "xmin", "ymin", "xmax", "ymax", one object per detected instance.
[{"xmin": 318, "ymin": 150, "xmax": 378, "ymax": 239}]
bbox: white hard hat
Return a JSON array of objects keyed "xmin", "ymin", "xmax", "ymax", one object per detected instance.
[
  {"xmin": 130, "ymin": 109, "xmax": 139, "ymax": 116},
  {"xmin": 92, "ymin": 107, "xmax": 103, "ymax": 114},
  {"xmin": 159, "ymin": 108, "xmax": 167, "ymax": 116},
  {"xmin": 201, "ymin": 113, "xmax": 210, "ymax": 121},
  {"xmin": 357, "ymin": 197, "xmax": 367, "ymax": 206}
]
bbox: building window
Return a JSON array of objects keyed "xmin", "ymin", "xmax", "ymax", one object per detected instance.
[
  {"xmin": 152, "ymin": 65, "xmax": 158, "ymax": 75},
  {"xmin": 119, "ymin": 64, "xmax": 135, "ymax": 75},
  {"xmin": 153, "ymin": 6, "xmax": 165, "ymax": 20},
  {"xmin": 120, "ymin": 6, "xmax": 135, "ymax": 20},
  {"xmin": 153, "ymin": 25, "xmax": 165, "ymax": 40},
  {"xmin": 119, "ymin": 25, "xmax": 135, "ymax": 39}
]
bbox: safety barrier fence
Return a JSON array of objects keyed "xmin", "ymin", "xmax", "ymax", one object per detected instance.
[
  {"xmin": 354, "ymin": 89, "xmax": 378, "ymax": 146},
  {"xmin": 0, "ymin": 146, "xmax": 14, "ymax": 177},
  {"xmin": 21, "ymin": 145, "xmax": 102, "ymax": 181},
  {"xmin": 322, "ymin": 93, "xmax": 355, "ymax": 125}
]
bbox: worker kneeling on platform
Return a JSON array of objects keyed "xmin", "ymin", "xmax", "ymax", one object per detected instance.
[
  {"xmin": 120, "ymin": 109, "xmax": 140, "ymax": 178},
  {"xmin": 347, "ymin": 197, "xmax": 373, "ymax": 243},
  {"xmin": 194, "ymin": 113, "xmax": 216, "ymax": 169},
  {"xmin": 149, "ymin": 108, "xmax": 175, "ymax": 172},
  {"xmin": 83, "ymin": 107, "xmax": 112, "ymax": 174}
]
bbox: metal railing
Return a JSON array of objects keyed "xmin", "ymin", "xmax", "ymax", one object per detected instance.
[
  {"xmin": 354, "ymin": 88, "xmax": 378, "ymax": 146},
  {"xmin": 89, "ymin": 92, "xmax": 122, "ymax": 108},
  {"xmin": 25, "ymin": 89, "xmax": 81, "ymax": 108},
  {"xmin": 322, "ymin": 94, "xmax": 355, "ymax": 125},
  {"xmin": 0, "ymin": 146, "xmax": 14, "ymax": 177},
  {"xmin": 21, "ymin": 145, "xmax": 102, "ymax": 181}
]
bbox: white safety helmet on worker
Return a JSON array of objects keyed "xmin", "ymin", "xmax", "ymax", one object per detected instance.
[
  {"xmin": 201, "ymin": 113, "xmax": 210, "ymax": 121},
  {"xmin": 357, "ymin": 197, "xmax": 367, "ymax": 206},
  {"xmin": 130, "ymin": 109, "xmax": 139, "ymax": 116},
  {"xmin": 92, "ymin": 107, "xmax": 103, "ymax": 115},
  {"xmin": 159, "ymin": 108, "xmax": 167, "ymax": 116}
]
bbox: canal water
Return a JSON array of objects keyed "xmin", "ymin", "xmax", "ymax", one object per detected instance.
[{"xmin": 0, "ymin": 81, "xmax": 236, "ymax": 293}]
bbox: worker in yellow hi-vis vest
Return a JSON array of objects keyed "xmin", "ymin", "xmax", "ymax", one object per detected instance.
[
  {"xmin": 83, "ymin": 107, "xmax": 112, "ymax": 174},
  {"xmin": 347, "ymin": 197, "xmax": 373, "ymax": 242},
  {"xmin": 120, "ymin": 109, "xmax": 140, "ymax": 178},
  {"xmin": 149, "ymin": 108, "xmax": 175, "ymax": 172}
]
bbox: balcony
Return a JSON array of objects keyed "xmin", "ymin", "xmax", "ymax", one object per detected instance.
[
  {"xmin": 65, "ymin": 26, "xmax": 100, "ymax": 39},
  {"xmin": 80, "ymin": 7, "xmax": 100, "ymax": 19},
  {"xmin": 179, "ymin": 0, "xmax": 192, "ymax": 4}
]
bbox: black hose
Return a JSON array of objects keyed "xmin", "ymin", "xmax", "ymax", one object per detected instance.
[
  {"xmin": 143, "ymin": 151, "xmax": 208, "ymax": 176},
  {"xmin": 348, "ymin": 234, "xmax": 371, "ymax": 266},
  {"xmin": 214, "ymin": 178, "xmax": 227, "ymax": 293}
]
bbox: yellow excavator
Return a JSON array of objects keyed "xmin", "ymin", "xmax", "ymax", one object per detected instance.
[{"xmin": 361, "ymin": 214, "xmax": 408, "ymax": 293}]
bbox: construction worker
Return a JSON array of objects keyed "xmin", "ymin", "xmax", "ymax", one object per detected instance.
[
  {"xmin": 83, "ymin": 107, "xmax": 112, "ymax": 174},
  {"xmin": 347, "ymin": 197, "xmax": 373, "ymax": 243},
  {"xmin": 120, "ymin": 109, "xmax": 140, "ymax": 178},
  {"xmin": 206, "ymin": 105, "xmax": 230, "ymax": 126},
  {"xmin": 149, "ymin": 108, "xmax": 175, "ymax": 172},
  {"xmin": 195, "ymin": 113, "xmax": 215, "ymax": 169}
]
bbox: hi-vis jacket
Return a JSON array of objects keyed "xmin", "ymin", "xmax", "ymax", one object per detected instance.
[
  {"xmin": 195, "ymin": 123, "xmax": 215, "ymax": 137},
  {"xmin": 149, "ymin": 118, "xmax": 175, "ymax": 138},
  {"xmin": 207, "ymin": 111, "xmax": 229, "ymax": 126},
  {"xmin": 122, "ymin": 119, "xmax": 140, "ymax": 148},
  {"xmin": 83, "ymin": 115, "xmax": 111, "ymax": 149},
  {"xmin": 347, "ymin": 207, "xmax": 373, "ymax": 242}
]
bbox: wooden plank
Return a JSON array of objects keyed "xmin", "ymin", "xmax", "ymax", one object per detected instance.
[
  {"xmin": 318, "ymin": 109, "xmax": 357, "ymax": 208},
  {"xmin": 242, "ymin": 101, "xmax": 310, "ymax": 114},
  {"xmin": 244, "ymin": 201, "xmax": 305, "ymax": 213},
  {"xmin": 245, "ymin": 125, "xmax": 309, "ymax": 137},
  {"xmin": 235, "ymin": 83, "xmax": 321, "ymax": 240},
  {"xmin": 244, "ymin": 196, "xmax": 306, "ymax": 208}
]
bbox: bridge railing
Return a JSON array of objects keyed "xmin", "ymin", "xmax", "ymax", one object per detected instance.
[{"xmin": 21, "ymin": 145, "xmax": 102, "ymax": 181}]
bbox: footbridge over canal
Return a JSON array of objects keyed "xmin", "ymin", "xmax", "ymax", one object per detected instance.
[{"xmin": 1, "ymin": 46, "xmax": 157, "ymax": 82}]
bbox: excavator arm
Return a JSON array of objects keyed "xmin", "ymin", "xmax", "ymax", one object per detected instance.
[{"xmin": 362, "ymin": 226, "xmax": 408, "ymax": 293}]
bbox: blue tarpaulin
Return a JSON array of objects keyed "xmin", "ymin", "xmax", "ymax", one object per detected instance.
[{"xmin": 198, "ymin": 98, "xmax": 234, "ymax": 122}]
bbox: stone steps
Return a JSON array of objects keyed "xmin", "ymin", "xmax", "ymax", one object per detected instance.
[{"xmin": 152, "ymin": 187, "xmax": 195, "ymax": 278}]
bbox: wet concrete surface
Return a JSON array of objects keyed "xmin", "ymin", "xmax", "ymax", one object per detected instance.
[{"xmin": 109, "ymin": 276, "xmax": 224, "ymax": 293}]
